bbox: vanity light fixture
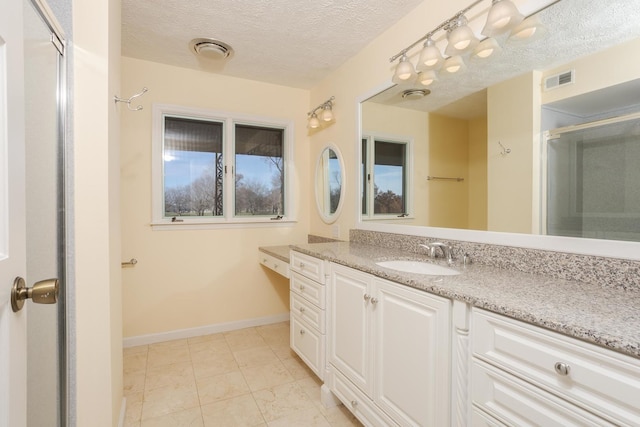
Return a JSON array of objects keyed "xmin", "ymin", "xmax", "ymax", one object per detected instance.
[
  {"xmin": 482, "ymin": 0, "xmax": 524, "ymax": 36},
  {"xmin": 417, "ymin": 37, "xmax": 444, "ymax": 71},
  {"xmin": 417, "ymin": 70, "xmax": 438, "ymax": 86},
  {"xmin": 308, "ymin": 96, "xmax": 335, "ymax": 129},
  {"xmin": 389, "ymin": 0, "xmax": 550, "ymax": 86},
  {"xmin": 392, "ymin": 53, "xmax": 417, "ymax": 83},
  {"xmin": 443, "ymin": 55, "xmax": 466, "ymax": 74},
  {"xmin": 472, "ymin": 37, "xmax": 502, "ymax": 59},
  {"xmin": 445, "ymin": 15, "xmax": 478, "ymax": 56}
]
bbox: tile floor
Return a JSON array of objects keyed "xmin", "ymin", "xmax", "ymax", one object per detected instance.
[{"xmin": 123, "ymin": 321, "xmax": 362, "ymax": 426}]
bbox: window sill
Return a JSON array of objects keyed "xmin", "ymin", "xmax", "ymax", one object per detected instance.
[
  {"xmin": 362, "ymin": 215, "xmax": 415, "ymax": 221},
  {"xmin": 151, "ymin": 218, "xmax": 297, "ymax": 231}
]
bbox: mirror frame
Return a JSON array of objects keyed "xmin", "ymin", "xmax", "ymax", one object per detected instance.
[
  {"xmin": 356, "ymin": 82, "xmax": 640, "ymax": 261},
  {"xmin": 315, "ymin": 143, "xmax": 346, "ymax": 224}
]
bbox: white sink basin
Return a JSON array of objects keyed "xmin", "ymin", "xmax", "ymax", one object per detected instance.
[{"xmin": 376, "ymin": 260, "xmax": 461, "ymax": 276}]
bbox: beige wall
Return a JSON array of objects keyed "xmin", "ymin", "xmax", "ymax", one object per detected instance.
[
  {"xmin": 361, "ymin": 102, "xmax": 429, "ymax": 225},
  {"xmin": 468, "ymin": 117, "xmax": 488, "ymax": 230},
  {"xmin": 120, "ymin": 57, "xmax": 310, "ymax": 338},
  {"xmin": 542, "ymin": 38, "xmax": 640, "ymax": 105},
  {"xmin": 428, "ymin": 113, "xmax": 469, "ymax": 229},
  {"xmin": 307, "ymin": 0, "xmax": 472, "ymax": 238},
  {"xmin": 72, "ymin": 0, "xmax": 122, "ymax": 424},
  {"xmin": 487, "ymin": 71, "xmax": 541, "ymax": 234}
]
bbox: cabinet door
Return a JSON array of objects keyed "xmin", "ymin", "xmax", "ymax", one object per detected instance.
[
  {"xmin": 329, "ymin": 263, "xmax": 373, "ymax": 395},
  {"xmin": 373, "ymin": 278, "xmax": 452, "ymax": 427}
]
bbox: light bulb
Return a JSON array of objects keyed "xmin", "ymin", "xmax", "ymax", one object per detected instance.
[
  {"xmin": 418, "ymin": 70, "xmax": 438, "ymax": 86},
  {"xmin": 392, "ymin": 53, "xmax": 416, "ymax": 83},
  {"xmin": 445, "ymin": 15, "xmax": 478, "ymax": 56},
  {"xmin": 443, "ymin": 56, "xmax": 465, "ymax": 74},
  {"xmin": 321, "ymin": 106, "xmax": 333, "ymax": 122},
  {"xmin": 309, "ymin": 114, "xmax": 320, "ymax": 129},
  {"xmin": 482, "ymin": 0, "xmax": 524, "ymax": 37},
  {"xmin": 417, "ymin": 37, "xmax": 443, "ymax": 71}
]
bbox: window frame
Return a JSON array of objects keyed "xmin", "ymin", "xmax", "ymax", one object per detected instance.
[
  {"xmin": 151, "ymin": 103, "xmax": 295, "ymax": 230},
  {"xmin": 361, "ymin": 133, "xmax": 414, "ymax": 220}
]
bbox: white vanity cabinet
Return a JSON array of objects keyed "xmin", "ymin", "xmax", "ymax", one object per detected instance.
[
  {"xmin": 289, "ymin": 250, "xmax": 328, "ymax": 379},
  {"xmin": 471, "ymin": 308, "xmax": 640, "ymax": 426},
  {"xmin": 328, "ymin": 262, "xmax": 452, "ymax": 426}
]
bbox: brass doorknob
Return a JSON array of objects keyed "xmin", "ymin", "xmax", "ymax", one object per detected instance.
[{"xmin": 11, "ymin": 277, "xmax": 59, "ymax": 312}]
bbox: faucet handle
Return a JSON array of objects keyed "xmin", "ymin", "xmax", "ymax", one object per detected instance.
[{"xmin": 419, "ymin": 243, "xmax": 436, "ymax": 257}]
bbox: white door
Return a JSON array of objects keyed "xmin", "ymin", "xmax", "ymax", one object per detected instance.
[
  {"xmin": 0, "ymin": 0, "xmax": 29, "ymax": 423},
  {"xmin": 0, "ymin": 0, "xmax": 65, "ymax": 425}
]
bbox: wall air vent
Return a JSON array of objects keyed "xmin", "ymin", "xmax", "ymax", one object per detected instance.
[{"xmin": 544, "ymin": 69, "xmax": 575, "ymax": 91}]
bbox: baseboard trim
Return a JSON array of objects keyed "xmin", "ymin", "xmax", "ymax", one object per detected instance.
[
  {"xmin": 118, "ymin": 397, "xmax": 126, "ymax": 427},
  {"xmin": 123, "ymin": 313, "xmax": 290, "ymax": 348}
]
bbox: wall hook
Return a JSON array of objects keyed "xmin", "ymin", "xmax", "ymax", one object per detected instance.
[
  {"xmin": 114, "ymin": 87, "xmax": 148, "ymax": 111},
  {"xmin": 498, "ymin": 141, "xmax": 511, "ymax": 156}
]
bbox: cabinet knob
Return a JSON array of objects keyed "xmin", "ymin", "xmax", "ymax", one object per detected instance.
[
  {"xmin": 299, "ymin": 284, "xmax": 305, "ymax": 291},
  {"xmin": 300, "ymin": 262, "xmax": 306, "ymax": 269},
  {"xmin": 363, "ymin": 294, "xmax": 371, "ymax": 301},
  {"xmin": 371, "ymin": 297, "xmax": 379, "ymax": 305},
  {"xmin": 300, "ymin": 329, "xmax": 305, "ymax": 335},
  {"xmin": 299, "ymin": 307, "xmax": 306, "ymax": 313},
  {"xmin": 554, "ymin": 362, "xmax": 571, "ymax": 376},
  {"xmin": 263, "ymin": 258, "xmax": 267, "ymax": 263},
  {"xmin": 351, "ymin": 400, "xmax": 358, "ymax": 407}
]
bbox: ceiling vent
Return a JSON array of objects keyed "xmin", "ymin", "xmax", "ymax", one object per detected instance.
[
  {"xmin": 402, "ymin": 89, "xmax": 431, "ymax": 100},
  {"xmin": 544, "ymin": 69, "xmax": 575, "ymax": 91},
  {"xmin": 189, "ymin": 38, "xmax": 234, "ymax": 60}
]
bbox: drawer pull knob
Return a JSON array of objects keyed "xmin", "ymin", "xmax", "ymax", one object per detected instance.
[
  {"xmin": 554, "ymin": 362, "xmax": 571, "ymax": 376},
  {"xmin": 299, "ymin": 285, "xmax": 305, "ymax": 291},
  {"xmin": 299, "ymin": 307, "xmax": 306, "ymax": 313},
  {"xmin": 300, "ymin": 262, "xmax": 306, "ymax": 269},
  {"xmin": 300, "ymin": 329, "xmax": 305, "ymax": 335},
  {"xmin": 351, "ymin": 400, "xmax": 358, "ymax": 407},
  {"xmin": 274, "ymin": 265, "xmax": 278, "ymax": 269},
  {"xmin": 363, "ymin": 294, "xmax": 371, "ymax": 301},
  {"xmin": 371, "ymin": 297, "xmax": 379, "ymax": 304},
  {"xmin": 263, "ymin": 258, "xmax": 267, "ymax": 263}
]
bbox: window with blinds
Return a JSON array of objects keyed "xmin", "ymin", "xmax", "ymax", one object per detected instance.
[{"xmin": 153, "ymin": 105, "xmax": 293, "ymax": 227}]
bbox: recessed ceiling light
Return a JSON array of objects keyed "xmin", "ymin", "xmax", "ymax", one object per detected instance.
[{"xmin": 189, "ymin": 38, "xmax": 234, "ymax": 60}]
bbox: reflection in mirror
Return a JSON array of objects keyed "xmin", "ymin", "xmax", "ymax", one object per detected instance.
[
  {"xmin": 315, "ymin": 145, "xmax": 344, "ymax": 224},
  {"xmin": 359, "ymin": 0, "xmax": 640, "ymax": 245}
]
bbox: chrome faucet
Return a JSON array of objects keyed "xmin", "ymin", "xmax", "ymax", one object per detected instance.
[{"xmin": 420, "ymin": 242, "xmax": 454, "ymax": 264}]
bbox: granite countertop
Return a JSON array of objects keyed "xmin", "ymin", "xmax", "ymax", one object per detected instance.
[
  {"xmin": 259, "ymin": 245, "xmax": 291, "ymax": 263},
  {"xmin": 290, "ymin": 241, "xmax": 640, "ymax": 360}
]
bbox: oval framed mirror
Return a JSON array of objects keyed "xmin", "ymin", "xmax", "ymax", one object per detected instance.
[{"xmin": 315, "ymin": 144, "xmax": 345, "ymax": 224}]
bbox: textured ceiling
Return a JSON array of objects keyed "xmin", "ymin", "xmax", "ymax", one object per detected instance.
[{"xmin": 121, "ymin": 0, "xmax": 424, "ymax": 89}]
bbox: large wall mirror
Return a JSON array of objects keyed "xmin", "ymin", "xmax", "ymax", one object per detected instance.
[
  {"xmin": 315, "ymin": 144, "xmax": 345, "ymax": 224},
  {"xmin": 358, "ymin": 0, "xmax": 640, "ymax": 259}
]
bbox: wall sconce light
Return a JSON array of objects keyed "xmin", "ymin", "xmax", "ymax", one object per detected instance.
[
  {"xmin": 308, "ymin": 96, "xmax": 335, "ymax": 129},
  {"xmin": 389, "ymin": 0, "xmax": 548, "ymax": 87}
]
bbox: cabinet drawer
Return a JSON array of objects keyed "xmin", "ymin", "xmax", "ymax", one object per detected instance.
[
  {"xmin": 290, "ymin": 251, "xmax": 325, "ymax": 283},
  {"xmin": 473, "ymin": 309, "xmax": 640, "ymax": 426},
  {"xmin": 472, "ymin": 408, "xmax": 506, "ymax": 427},
  {"xmin": 258, "ymin": 251, "xmax": 290, "ymax": 278},
  {"xmin": 290, "ymin": 272, "xmax": 325, "ymax": 309},
  {"xmin": 473, "ymin": 360, "xmax": 614, "ymax": 426},
  {"xmin": 290, "ymin": 315, "xmax": 324, "ymax": 380},
  {"xmin": 290, "ymin": 292, "xmax": 325, "ymax": 333},
  {"xmin": 331, "ymin": 369, "xmax": 399, "ymax": 427}
]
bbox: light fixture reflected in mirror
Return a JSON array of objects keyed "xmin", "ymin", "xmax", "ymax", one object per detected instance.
[
  {"xmin": 418, "ymin": 70, "xmax": 438, "ymax": 86},
  {"xmin": 509, "ymin": 15, "xmax": 545, "ymax": 41},
  {"xmin": 443, "ymin": 55, "xmax": 466, "ymax": 74},
  {"xmin": 472, "ymin": 37, "xmax": 502, "ymax": 59}
]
